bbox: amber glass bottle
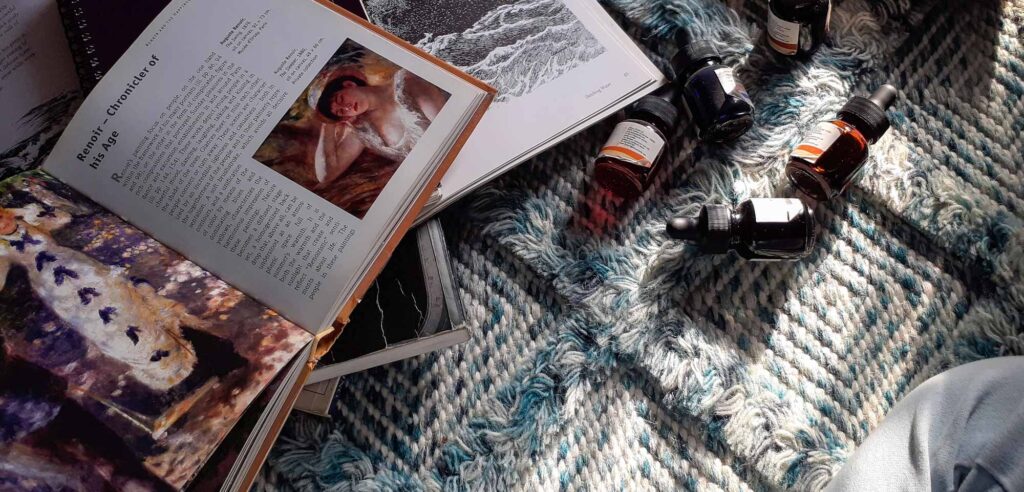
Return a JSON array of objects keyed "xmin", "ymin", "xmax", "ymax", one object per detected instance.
[
  {"xmin": 767, "ymin": 0, "xmax": 831, "ymax": 57},
  {"xmin": 666, "ymin": 198, "xmax": 818, "ymax": 261},
  {"xmin": 785, "ymin": 85, "xmax": 897, "ymax": 201},
  {"xmin": 594, "ymin": 88, "xmax": 680, "ymax": 198}
]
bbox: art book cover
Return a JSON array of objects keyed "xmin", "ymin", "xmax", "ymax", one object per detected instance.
[{"xmin": 0, "ymin": 170, "xmax": 312, "ymax": 489}]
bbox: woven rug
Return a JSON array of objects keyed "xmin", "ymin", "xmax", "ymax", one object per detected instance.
[{"xmin": 259, "ymin": 0, "xmax": 1024, "ymax": 490}]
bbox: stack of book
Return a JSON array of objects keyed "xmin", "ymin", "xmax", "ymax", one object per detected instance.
[{"xmin": 0, "ymin": 0, "xmax": 663, "ymax": 489}]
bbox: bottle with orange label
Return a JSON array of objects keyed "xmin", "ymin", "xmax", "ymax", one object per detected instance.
[
  {"xmin": 594, "ymin": 88, "xmax": 681, "ymax": 198},
  {"xmin": 785, "ymin": 85, "xmax": 897, "ymax": 201},
  {"xmin": 767, "ymin": 0, "xmax": 831, "ymax": 57}
]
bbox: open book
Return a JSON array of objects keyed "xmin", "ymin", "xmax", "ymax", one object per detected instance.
[
  {"xmin": 359, "ymin": 0, "xmax": 668, "ymax": 219},
  {"xmin": 0, "ymin": 0, "xmax": 492, "ymax": 490},
  {"xmin": 49, "ymin": 0, "xmax": 666, "ymax": 222}
]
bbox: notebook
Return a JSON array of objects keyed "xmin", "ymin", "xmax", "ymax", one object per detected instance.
[{"xmin": 295, "ymin": 218, "xmax": 468, "ymax": 416}]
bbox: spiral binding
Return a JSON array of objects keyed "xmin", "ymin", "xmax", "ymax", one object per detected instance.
[{"xmin": 55, "ymin": 0, "xmax": 104, "ymax": 91}]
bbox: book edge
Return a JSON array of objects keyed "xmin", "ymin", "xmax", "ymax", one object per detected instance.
[
  {"xmin": 307, "ymin": 327, "xmax": 470, "ymax": 384},
  {"xmin": 235, "ymin": 342, "xmax": 317, "ymax": 491}
]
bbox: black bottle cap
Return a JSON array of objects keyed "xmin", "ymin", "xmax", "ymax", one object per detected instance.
[
  {"xmin": 629, "ymin": 95, "xmax": 679, "ymax": 134},
  {"xmin": 838, "ymin": 84, "xmax": 897, "ymax": 143},
  {"xmin": 671, "ymin": 29, "xmax": 722, "ymax": 79},
  {"xmin": 666, "ymin": 204, "xmax": 733, "ymax": 253},
  {"xmin": 671, "ymin": 41, "xmax": 721, "ymax": 78},
  {"xmin": 770, "ymin": 0, "xmax": 831, "ymax": 19}
]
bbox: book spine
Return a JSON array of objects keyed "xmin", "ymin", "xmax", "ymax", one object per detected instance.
[{"xmin": 55, "ymin": 0, "xmax": 102, "ymax": 92}]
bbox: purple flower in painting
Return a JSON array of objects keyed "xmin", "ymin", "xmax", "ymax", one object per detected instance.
[
  {"xmin": 77, "ymin": 287, "xmax": 100, "ymax": 305},
  {"xmin": 9, "ymin": 232, "xmax": 40, "ymax": 252},
  {"xmin": 98, "ymin": 306, "xmax": 117, "ymax": 324},
  {"xmin": 125, "ymin": 326, "xmax": 140, "ymax": 345},
  {"xmin": 35, "ymin": 251, "xmax": 57, "ymax": 271},
  {"xmin": 52, "ymin": 265, "xmax": 78, "ymax": 285}
]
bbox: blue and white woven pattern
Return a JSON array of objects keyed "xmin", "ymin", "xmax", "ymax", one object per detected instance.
[{"xmin": 260, "ymin": 0, "xmax": 1024, "ymax": 490}]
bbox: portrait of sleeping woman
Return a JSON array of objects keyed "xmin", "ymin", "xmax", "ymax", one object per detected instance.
[{"xmin": 254, "ymin": 39, "xmax": 450, "ymax": 219}]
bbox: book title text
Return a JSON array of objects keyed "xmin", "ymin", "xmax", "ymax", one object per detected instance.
[{"xmin": 76, "ymin": 54, "xmax": 160, "ymax": 171}]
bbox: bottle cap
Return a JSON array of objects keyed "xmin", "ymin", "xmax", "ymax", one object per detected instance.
[
  {"xmin": 629, "ymin": 95, "xmax": 679, "ymax": 134},
  {"xmin": 671, "ymin": 29, "xmax": 721, "ymax": 80},
  {"xmin": 666, "ymin": 204, "xmax": 733, "ymax": 253},
  {"xmin": 671, "ymin": 41, "xmax": 721, "ymax": 77},
  {"xmin": 838, "ymin": 84, "xmax": 897, "ymax": 143}
]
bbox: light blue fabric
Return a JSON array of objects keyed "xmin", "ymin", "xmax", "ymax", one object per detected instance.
[
  {"xmin": 260, "ymin": 0, "xmax": 1024, "ymax": 490},
  {"xmin": 826, "ymin": 357, "xmax": 1024, "ymax": 492}
]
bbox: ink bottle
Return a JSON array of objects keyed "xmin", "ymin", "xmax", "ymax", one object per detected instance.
[
  {"xmin": 672, "ymin": 32, "xmax": 754, "ymax": 143},
  {"xmin": 766, "ymin": 0, "xmax": 831, "ymax": 57},
  {"xmin": 785, "ymin": 85, "xmax": 897, "ymax": 202},
  {"xmin": 666, "ymin": 198, "xmax": 817, "ymax": 261},
  {"xmin": 594, "ymin": 89, "xmax": 680, "ymax": 198}
]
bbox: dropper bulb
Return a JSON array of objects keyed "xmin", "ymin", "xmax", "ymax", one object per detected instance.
[
  {"xmin": 869, "ymin": 84, "xmax": 898, "ymax": 110},
  {"xmin": 666, "ymin": 217, "xmax": 700, "ymax": 241}
]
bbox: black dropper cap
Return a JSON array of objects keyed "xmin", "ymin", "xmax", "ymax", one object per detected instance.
[
  {"xmin": 666, "ymin": 204, "xmax": 733, "ymax": 253},
  {"xmin": 628, "ymin": 95, "xmax": 679, "ymax": 135},
  {"xmin": 838, "ymin": 84, "xmax": 897, "ymax": 143},
  {"xmin": 671, "ymin": 29, "xmax": 722, "ymax": 79}
]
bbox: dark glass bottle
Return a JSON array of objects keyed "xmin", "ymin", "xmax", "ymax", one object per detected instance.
[
  {"xmin": 767, "ymin": 0, "xmax": 831, "ymax": 57},
  {"xmin": 666, "ymin": 198, "xmax": 817, "ymax": 261},
  {"xmin": 672, "ymin": 34, "xmax": 755, "ymax": 143},
  {"xmin": 594, "ymin": 89, "xmax": 680, "ymax": 198},
  {"xmin": 785, "ymin": 85, "xmax": 897, "ymax": 201}
]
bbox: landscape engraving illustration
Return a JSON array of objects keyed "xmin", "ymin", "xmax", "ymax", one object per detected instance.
[{"xmin": 361, "ymin": 0, "xmax": 607, "ymax": 102}]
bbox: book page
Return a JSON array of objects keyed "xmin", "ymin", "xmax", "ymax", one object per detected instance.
[
  {"xmin": 359, "ymin": 0, "xmax": 663, "ymax": 212},
  {"xmin": 42, "ymin": 0, "xmax": 484, "ymax": 331},
  {"xmin": 0, "ymin": 0, "xmax": 80, "ymax": 179},
  {"xmin": 0, "ymin": 169, "xmax": 312, "ymax": 490}
]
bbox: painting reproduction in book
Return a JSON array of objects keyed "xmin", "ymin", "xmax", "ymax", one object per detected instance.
[{"xmin": 0, "ymin": 0, "xmax": 493, "ymax": 489}]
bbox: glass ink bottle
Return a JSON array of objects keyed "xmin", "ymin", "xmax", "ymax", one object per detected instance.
[
  {"xmin": 785, "ymin": 84, "xmax": 897, "ymax": 202},
  {"xmin": 767, "ymin": 0, "xmax": 831, "ymax": 57},
  {"xmin": 666, "ymin": 198, "xmax": 817, "ymax": 261},
  {"xmin": 766, "ymin": 0, "xmax": 831, "ymax": 57},
  {"xmin": 594, "ymin": 88, "xmax": 680, "ymax": 198},
  {"xmin": 672, "ymin": 31, "xmax": 755, "ymax": 143}
]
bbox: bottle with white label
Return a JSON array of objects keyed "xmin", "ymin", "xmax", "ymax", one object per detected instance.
[
  {"xmin": 594, "ymin": 88, "xmax": 680, "ymax": 198},
  {"xmin": 767, "ymin": 0, "xmax": 831, "ymax": 57},
  {"xmin": 666, "ymin": 198, "xmax": 818, "ymax": 261},
  {"xmin": 786, "ymin": 85, "xmax": 898, "ymax": 201},
  {"xmin": 672, "ymin": 33, "xmax": 755, "ymax": 143}
]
